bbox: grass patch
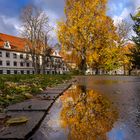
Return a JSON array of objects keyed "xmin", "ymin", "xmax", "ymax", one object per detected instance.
[{"xmin": 0, "ymin": 74, "xmax": 71, "ymax": 110}]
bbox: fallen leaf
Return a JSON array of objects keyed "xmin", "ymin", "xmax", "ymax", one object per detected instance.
[
  {"xmin": 24, "ymin": 93, "xmax": 33, "ymax": 99},
  {"xmin": 6, "ymin": 116, "xmax": 28, "ymax": 125}
]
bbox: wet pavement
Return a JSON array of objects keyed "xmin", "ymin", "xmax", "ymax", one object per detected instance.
[
  {"xmin": 0, "ymin": 83, "xmax": 72, "ymax": 139},
  {"xmin": 31, "ymin": 76, "xmax": 140, "ymax": 140}
]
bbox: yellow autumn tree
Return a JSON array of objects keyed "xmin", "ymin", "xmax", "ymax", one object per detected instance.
[
  {"xmin": 119, "ymin": 43, "xmax": 134, "ymax": 75},
  {"xmin": 58, "ymin": 0, "xmax": 118, "ymax": 74},
  {"xmin": 115, "ymin": 20, "xmax": 133, "ymax": 75},
  {"xmin": 87, "ymin": 17, "xmax": 119, "ymax": 73}
]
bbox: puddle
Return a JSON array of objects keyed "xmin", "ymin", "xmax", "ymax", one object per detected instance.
[
  {"xmin": 32, "ymin": 86, "xmax": 118, "ymax": 140},
  {"xmin": 93, "ymin": 80, "xmax": 118, "ymax": 85}
]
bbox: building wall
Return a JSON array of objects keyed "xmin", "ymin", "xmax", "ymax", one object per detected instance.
[
  {"xmin": 0, "ymin": 49, "xmax": 69, "ymax": 74},
  {"xmin": 85, "ymin": 67, "xmax": 125, "ymax": 75}
]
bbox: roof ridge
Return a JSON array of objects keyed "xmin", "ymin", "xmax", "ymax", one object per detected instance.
[{"xmin": 0, "ymin": 33, "xmax": 23, "ymax": 40}]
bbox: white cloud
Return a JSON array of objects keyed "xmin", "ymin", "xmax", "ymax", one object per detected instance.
[
  {"xmin": 42, "ymin": 10, "xmax": 60, "ymax": 44},
  {"xmin": 0, "ymin": 15, "xmax": 21, "ymax": 36},
  {"xmin": 132, "ymin": 0, "xmax": 140, "ymax": 10}
]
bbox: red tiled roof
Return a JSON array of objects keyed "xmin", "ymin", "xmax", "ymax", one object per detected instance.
[
  {"xmin": 0, "ymin": 33, "xmax": 62, "ymax": 57},
  {"xmin": 0, "ymin": 33, "xmax": 26, "ymax": 52}
]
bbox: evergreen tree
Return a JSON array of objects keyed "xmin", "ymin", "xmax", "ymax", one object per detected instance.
[{"xmin": 131, "ymin": 8, "xmax": 140, "ymax": 69}]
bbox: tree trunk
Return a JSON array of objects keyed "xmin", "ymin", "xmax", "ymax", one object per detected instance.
[
  {"xmin": 80, "ymin": 57, "xmax": 86, "ymax": 74},
  {"xmin": 95, "ymin": 68, "xmax": 99, "ymax": 75},
  {"xmin": 80, "ymin": 48, "xmax": 87, "ymax": 75},
  {"xmin": 123, "ymin": 65, "xmax": 126, "ymax": 75}
]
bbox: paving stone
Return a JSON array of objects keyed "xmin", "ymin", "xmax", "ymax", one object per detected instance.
[
  {"xmin": 56, "ymin": 84, "xmax": 68, "ymax": 87},
  {"xmin": 49, "ymin": 86, "xmax": 66, "ymax": 90},
  {"xmin": 43, "ymin": 83, "xmax": 72, "ymax": 94},
  {"xmin": 56, "ymin": 83, "xmax": 71, "ymax": 87},
  {"xmin": 47, "ymin": 88, "xmax": 64, "ymax": 91},
  {"xmin": 55, "ymin": 86, "xmax": 70, "ymax": 90},
  {"xmin": 36, "ymin": 93, "xmax": 60, "ymax": 100},
  {"xmin": 0, "ymin": 111, "xmax": 45, "ymax": 139},
  {"xmin": 45, "ymin": 87, "xmax": 67, "ymax": 93},
  {"xmin": 7, "ymin": 99, "xmax": 54, "ymax": 111},
  {"xmin": 0, "ymin": 113, "xmax": 7, "ymax": 120},
  {"xmin": 42, "ymin": 89, "xmax": 63, "ymax": 94}
]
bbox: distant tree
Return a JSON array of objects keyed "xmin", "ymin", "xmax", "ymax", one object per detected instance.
[
  {"xmin": 21, "ymin": 5, "xmax": 53, "ymax": 74},
  {"xmin": 130, "ymin": 8, "xmax": 140, "ymax": 69},
  {"xmin": 41, "ymin": 35, "xmax": 53, "ymax": 74},
  {"xmin": 116, "ymin": 20, "xmax": 131, "ymax": 47},
  {"xmin": 116, "ymin": 20, "xmax": 132, "ymax": 75}
]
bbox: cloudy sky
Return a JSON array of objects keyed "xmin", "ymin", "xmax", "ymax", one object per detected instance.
[{"xmin": 0, "ymin": 0, "xmax": 140, "ymax": 41}]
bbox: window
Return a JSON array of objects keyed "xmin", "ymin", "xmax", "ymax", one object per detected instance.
[
  {"xmin": 4, "ymin": 41, "xmax": 11, "ymax": 49},
  {"xmin": 58, "ymin": 65, "xmax": 61, "ymax": 68},
  {"xmin": 26, "ymin": 54, "xmax": 29, "ymax": 60},
  {"xmin": 20, "ymin": 62, "xmax": 24, "ymax": 67},
  {"xmin": 6, "ymin": 52, "xmax": 10, "ymax": 58},
  {"xmin": 27, "ymin": 70, "xmax": 30, "ymax": 74},
  {"xmin": 0, "ymin": 70, "xmax": 3, "ymax": 74},
  {"xmin": 0, "ymin": 61, "xmax": 2, "ymax": 66},
  {"xmin": 20, "ymin": 54, "xmax": 23, "ymax": 59},
  {"xmin": 7, "ymin": 70, "xmax": 11, "ymax": 74},
  {"xmin": 47, "ymin": 71, "xmax": 50, "ymax": 74},
  {"xmin": 25, "ymin": 45, "xmax": 29, "ymax": 51},
  {"xmin": 13, "ymin": 61, "xmax": 17, "ymax": 66},
  {"xmin": 32, "ymin": 71, "xmax": 34, "ymax": 74},
  {"xmin": 14, "ymin": 70, "xmax": 17, "ymax": 74},
  {"xmin": 13, "ymin": 53, "xmax": 17, "ymax": 59},
  {"xmin": 36, "ymin": 56, "xmax": 39, "ymax": 60},
  {"xmin": 6, "ymin": 61, "xmax": 10, "ymax": 66},
  {"xmin": 58, "ymin": 59, "xmax": 61, "ymax": 63},
  {"xmin": 26, "ymin": 63, "xmax": 30, "ymax": 67},
  {"xmin": 46, "ymin": 57, "xmax": 49, "ymax": 62},
  {"xmin": 0, "ymin": 51, "xmax": 2, "ymax": 57},
  {"xmin": 21, "ymin": 70, "xmax": 24, "ymax": 74}
]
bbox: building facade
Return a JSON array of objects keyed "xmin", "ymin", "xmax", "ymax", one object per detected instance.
[{"xmin": 0, "ymin": 33, "xmax": 69, "ymax": 74}]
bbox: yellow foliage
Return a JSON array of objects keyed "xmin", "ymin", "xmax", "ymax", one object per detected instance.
[{"xmin": 57, "ymin": 0, "xmax": 118, "ymax": 71}]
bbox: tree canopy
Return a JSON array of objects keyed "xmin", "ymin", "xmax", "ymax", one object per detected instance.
[
  {"xmin": 58, "ymin": 0, "xmax": 119, "ymax": 74},
  {"xmin": 21, "ymin": 5, "xmax": 53, "ymax": 74}
]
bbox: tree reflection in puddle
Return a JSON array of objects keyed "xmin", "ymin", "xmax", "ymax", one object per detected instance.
[{"xmin": 60, "ymin": 85, "xmax": 118, "ymax": 140}]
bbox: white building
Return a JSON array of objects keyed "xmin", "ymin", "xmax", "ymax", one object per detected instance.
[{"xmin": 0, "ymin": 33, "xmax": 69, "ymax": 74}]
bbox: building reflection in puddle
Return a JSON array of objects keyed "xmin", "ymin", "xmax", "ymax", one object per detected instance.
[{"xmin": 60, "ymin": 85, "xmax": 118, "ymax": 140}]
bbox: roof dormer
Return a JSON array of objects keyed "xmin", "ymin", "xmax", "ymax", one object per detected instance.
[
  {"xmin": 4, "ymin": 41, "xmax": 11, "ymax": 49},
  {"xmin": 25, "ymin": 45, "xmax": 30, "ymax": 52},
  {"xmin": 52, "ymin": 50, "xmax": 61, "ymax": 57}
]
